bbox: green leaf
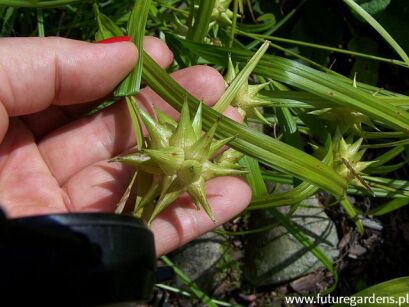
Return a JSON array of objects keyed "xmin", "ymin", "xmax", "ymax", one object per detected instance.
[
  {"xmin": 142, "ymin": 50, "xmax": 347, "ymax": 198},
  {"xmin": 114, "ymin": 0, "xmax": 151, "ymax": 97},
  {"xmin": 367, "ymin": 198, "xmax": 409, "ymax": 216},
  {"xmin": 239, "ymin": 13, "xmax": 276, "ymax": 33},
  {"xmin": 94, "ymin": 4, "xmax": 124, "ymax": 41},
  {"xmin": 332, "ymin": 276, "xmax": 409, "ymax": 306}
]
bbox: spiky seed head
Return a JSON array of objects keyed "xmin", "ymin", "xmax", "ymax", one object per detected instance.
[
  {"xmin": 333, "ymin": 134, "xmax": 373, "ymax": 189},
  {"xmin": 114, "ymin": 100, "xmax": 243, "ymax": 225}
]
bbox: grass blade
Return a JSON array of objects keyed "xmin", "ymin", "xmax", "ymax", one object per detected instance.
[
  {"xmin": 187, "ymin": 0, "xmax": 215, "ymax": 43},
  {"xmin": 340, "ymin": 197, "xmax": 364, "ymax": 235},
  {"xmin": 161, "ymin": 256, "xmax": 217, "ymax": 307},
  {"xmin": 115, "ymin": 0, "xmax": 151, "ymax": 97},
  {"xmin": 94, "ymin": 4, "xmax": 124, "ymax": 41},
  {"xmin": 367, "ymin": 198, "xmax": 409, "ymax": 216},
  {"xmin": 249, "ymin": 135, "xmax": 332, "ymax": 209}
]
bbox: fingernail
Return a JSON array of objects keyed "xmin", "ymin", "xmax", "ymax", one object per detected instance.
[{"xmin": 96, "ymin": 36, "xmax": 132, "ymax": 44}]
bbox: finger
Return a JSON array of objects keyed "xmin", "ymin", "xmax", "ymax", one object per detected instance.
[
  {"xmin": 152, "ymin": 176, "xmax": 252, "ymax": 256},
  {"xmin": 0, "ymin": 37, "xmax": 138, "ymax": 116},
  {"xmin": 0, "ymin": 102, "xmax": 8, "ymax": 143},
  {"xmin": 39, "ymin": 66, "xmax": 230, "ymax": 185},
  {"xmin": 19, "ymin": 36, "xmax": 174, "ymax": 140},
  {"xmin": 138, "ymin": 65, "xmax": 225, "ymax": 119}
]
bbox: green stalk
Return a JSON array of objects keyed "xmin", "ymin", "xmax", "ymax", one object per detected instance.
[
  {"xmin": 246, "ymin": 0, "xmax": 307, "ymax": 50},
  {"xmin": 228, "ymin": 0, "xmax": 239, "ymax": 48},
  {"xmin": 37, "ymin": 8, "xmax": 44, "ymax": 37},
  {"xmin": 187, "ymin": 0, "xmax": 215, "ymax": 43},
  {"xmin": 0, "ymin": 0, "xmax": 82, "ymax": 8},
  {"xmin": 115, "ymin": 0, "xmax": 151, "ymax": 97},
  {"xmin": 342, "ymin": 0, "xmax": 409, "ymax": 66},
  {"xmin": 340, "ymin": 197, "xmax": 364, "ymax": 234},
  {"xmin": 238, "ymin": 30, "xmax": 408, "ymax": 68}
]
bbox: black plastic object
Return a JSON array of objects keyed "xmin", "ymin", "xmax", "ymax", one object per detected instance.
[{"xmin": 0, "ymin": 210, "xmax": 156, "ymax": 306}]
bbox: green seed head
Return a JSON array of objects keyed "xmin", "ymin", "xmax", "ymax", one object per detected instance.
[
  {"xmin": 332, "ymin": 130, "xmax": 374, "ymax": 188},
  {"xmin": 225, "ymin": 57, "xmax": 272, "ymax": 125},
  {"xmin": 115, "ymin": 101, "xmax": 244, "ymax": 224},
  {"xmin": 212, "ymin": 0, "xmax": 234, "ymax": 25}
]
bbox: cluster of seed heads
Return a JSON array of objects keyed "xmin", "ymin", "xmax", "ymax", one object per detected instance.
[{"xmin": 113, "ymin": 102, "xmax": 245, "ymax": 224}]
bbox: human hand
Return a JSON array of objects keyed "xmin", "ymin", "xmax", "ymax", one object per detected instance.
[{"xmin": 0, "ymin": 37, "xmax": 251, "ymax": 256}]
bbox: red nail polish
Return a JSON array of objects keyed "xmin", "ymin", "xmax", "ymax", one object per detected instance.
[{"xmin": 97, "ymin": 36, "xmax": 132, "ymax": 44}]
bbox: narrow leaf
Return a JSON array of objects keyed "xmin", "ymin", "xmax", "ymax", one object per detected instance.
[{"xmin": 115, "ymin": 0, "xmax": 151, "ymax": 97}]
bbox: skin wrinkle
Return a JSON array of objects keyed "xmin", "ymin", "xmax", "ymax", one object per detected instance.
[
  {"xmin": 0, "ymin": 102, "xmax": 9, "ymax": 144},
  {"xmin": 53, "ymin": 49, "xmax": 62, "ymax": 105},
  {"xmin": 0, "ymin": 65, "xmax": 15, "ymax": 117},
  {"xmin": 61, "ymin": 185, "xmax": 73, "ymax": 212},
  {"xmin": 94, "ymin": 112, "xmax": 117, "ymax": 160}
]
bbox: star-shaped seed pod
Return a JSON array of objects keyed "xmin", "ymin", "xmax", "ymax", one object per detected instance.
[
  {"xmin": 309, "ymin": 107, "xmax": 376, "ymax": 134},
  {"xmin": 225, "ymin": 57, "xmax": 272, "ymax": 125},
  {"xmin": 332, "ymin": 130, "xmax": 374, "ymax": 190},
  {"xmin": 113, "ymin": 102, "xmax": 245, "ymax": 224}
]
